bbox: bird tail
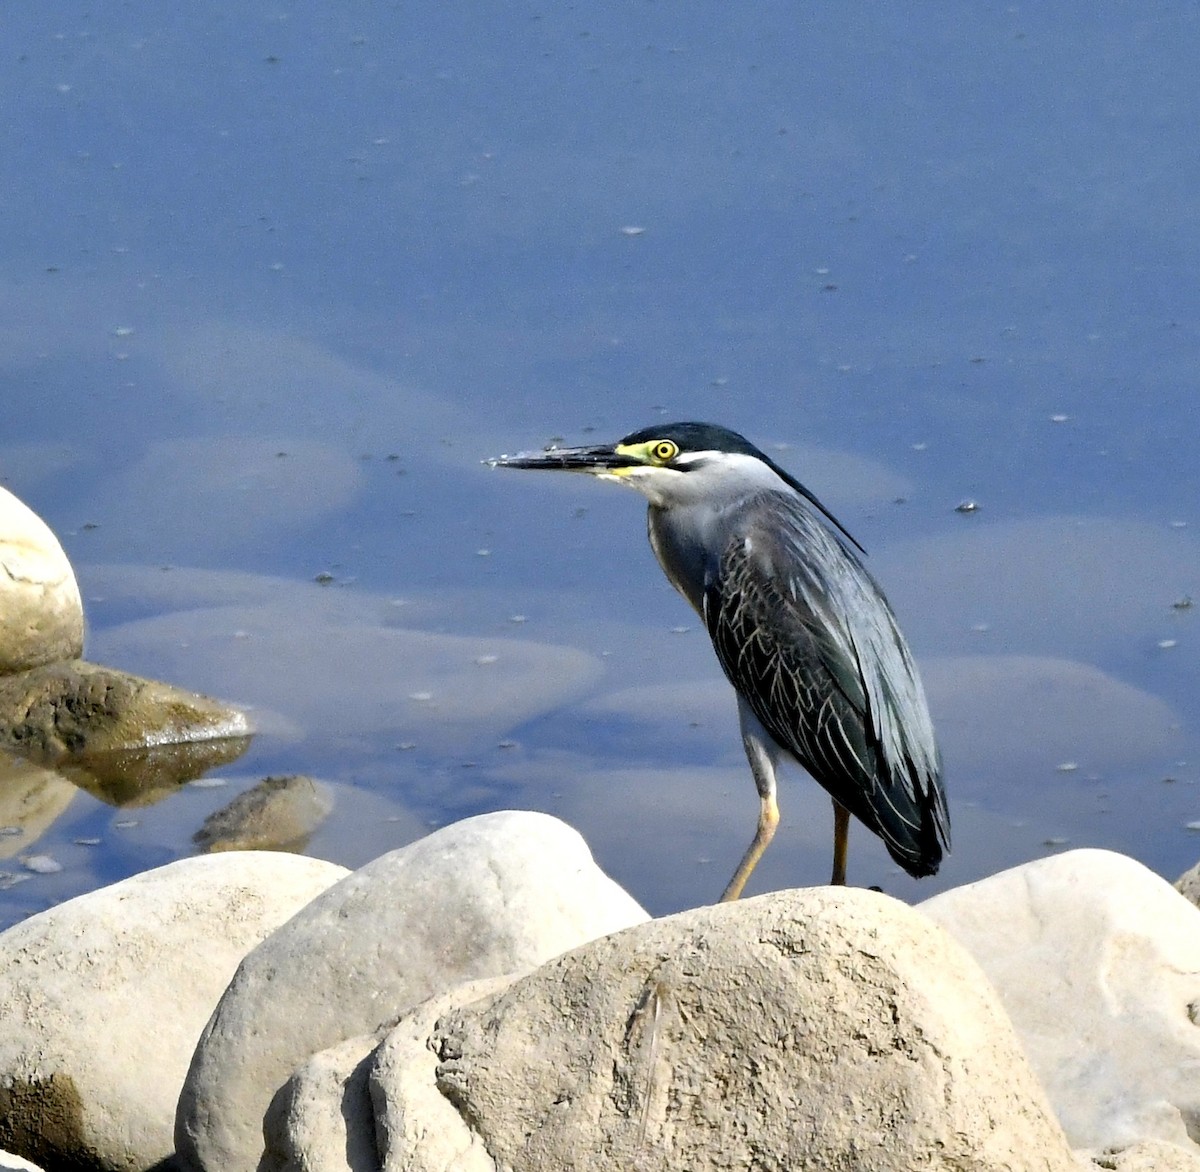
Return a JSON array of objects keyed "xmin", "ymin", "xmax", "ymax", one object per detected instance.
[{"xmin": 875, "ymin": 761, "xmax": 949, "ymax": 878}]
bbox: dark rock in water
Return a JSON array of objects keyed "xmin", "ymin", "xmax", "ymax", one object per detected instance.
[
  {"xmin": 0, "ymin": 660, "xmax": 249, "ymax": 761},
  {"xmin": 193, "ymin": 775, "xmax": 334, "ymax": 853}
]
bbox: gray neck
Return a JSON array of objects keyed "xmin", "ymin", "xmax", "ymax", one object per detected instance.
[{"xmin": 646, "ymin": 501, "xmax": 732, "ymax": 615}]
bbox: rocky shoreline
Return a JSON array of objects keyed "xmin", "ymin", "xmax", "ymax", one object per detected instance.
[{"xmin": 2, "ymin": 812, "xmax": 1200, "ymax": 1170}]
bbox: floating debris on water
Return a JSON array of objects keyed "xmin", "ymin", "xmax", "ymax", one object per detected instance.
[
  {"xmin": 22, "ymin": 854, "xmax": 63, "ymax": 874},
  {"xmin": 1056, "ymin": 762, "xmax": 1079, "ymax": 773},
  {"xmin": 955, "ymin": 500, "xmax": 980, "ymax": 514}
]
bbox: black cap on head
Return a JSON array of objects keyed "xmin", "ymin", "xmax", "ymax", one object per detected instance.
[{"xmin": 619, "ymin": 421, "xmax": 765, "ymax": 459}]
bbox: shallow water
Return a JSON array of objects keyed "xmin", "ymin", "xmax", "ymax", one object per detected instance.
[{"xmin": 0, "ymin": 4, "xmax": 1197, "ymax": 924}]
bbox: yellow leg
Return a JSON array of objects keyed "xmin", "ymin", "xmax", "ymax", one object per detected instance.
[
  {"xmin": 723, "ymin": 701, "xmax": 783, "ymax": 903},
  {"xmin": 831, "ymin": 801, "xmax": 850, "ymax": 886},
  {"xmin": 719, "ymin": 791, "xmax": 779, "ymax": 902}
]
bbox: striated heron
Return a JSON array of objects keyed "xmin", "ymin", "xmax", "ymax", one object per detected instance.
[{"xmin": 489, "ymin": 422, "xmax": 949, "ymax": 901}]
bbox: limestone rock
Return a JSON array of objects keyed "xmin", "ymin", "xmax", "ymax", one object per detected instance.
[
  {"xmin": 377, "ymin": 887, "xmax": 1075, "ymax": 1172},
  {"xmin": 266, "ymin": 977, "xmax": 516, "ymax": 1172},
  {"xmin": 921, "ymin": 849, "xmax": 1200, "ymax": 1152},
  {"xmin": 0, "ymin": 659, "xmax": 250, "ymax": 762},
  {"xmin": 1174, "ymin": 860, "xmax": 1200, "ymax": 908},
  {"xmin": 368, "ymin": 977, "xmax": 520, "ymax": 1172},
  {"xmin": 264, "ymin": 1033, "xmax": 382, "ymax": 1172},
  {"xmin": 0, "ymin": 851, "xmax": 348, "ymax": 1172},
  {"xmin": 175, "ymin": 811, "xmax": 649, "ymax": 1172},
  {"xmin": 1084, "ymin": 1139, "xmax": 1200, "ymax": 1171},
  {"xmin": 0, "ymin": 487, "xmax": 83, "ymax": 675}
]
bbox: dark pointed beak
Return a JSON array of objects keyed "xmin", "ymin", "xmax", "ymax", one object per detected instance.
[{"xmin": 486, "ymin": 443, "xmax": 630, "ymax": 472}]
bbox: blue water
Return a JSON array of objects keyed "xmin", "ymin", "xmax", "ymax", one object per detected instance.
[{"xmin": 0, "ymin": 3, "xmax": 1196, "ymax": 924}]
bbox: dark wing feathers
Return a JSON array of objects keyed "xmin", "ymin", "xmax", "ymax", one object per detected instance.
[{"xmin": 702, "ymin": 492, "xmax": 949, "ymax": 877}]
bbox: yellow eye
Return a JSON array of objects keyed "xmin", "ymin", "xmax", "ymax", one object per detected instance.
[{"xmin": 651, "ymin": 440, "xmax": 678, "ymax": 463}]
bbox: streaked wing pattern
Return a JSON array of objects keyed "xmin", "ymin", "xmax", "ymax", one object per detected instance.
[{"xmin": 702, "ymin": 491, "xmax": 949, "ymax": 876}]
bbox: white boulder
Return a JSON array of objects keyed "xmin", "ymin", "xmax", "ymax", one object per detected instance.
[
  {"xmin": 264, "ymin": 976, "xmax": 517, "ymax": 1172},
  {"xmin": 263, "ymin": 1032, "xmax": 382, "ymax": 1172},
  {"xmin": 368, "ymin": 886, "xmax": 1075, "ymax": 1171},
  {"xmin": 921, "ymin": 849, "xmax": 1200, "ymax": 1153},
  {"xmin": 0, "ymin": 486, "xmax": 83, "ymax": 674},
  {"xmin": 0, "ymin": 851, "xmax": 348, "ymax": 1172},
  {"xmin": 175, "ymin": 810, "xmax": 649, "ymax": 1172}
]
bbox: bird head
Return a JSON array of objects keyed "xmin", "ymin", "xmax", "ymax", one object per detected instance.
[
  {"xmin": 488, "ymin": 422, "xmax": 786, "ymax": 508},
  {"xmin": 488, "ymin": 422, "xmax": 863, "ymax": 551}
]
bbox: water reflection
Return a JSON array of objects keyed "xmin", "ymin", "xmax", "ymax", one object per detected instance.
[
  {"xmin": 62, "ymin": 738, "xmax": 252, "ymax": 808},
  {"xmin": 0, "ymin": 753, "xmax": 77, "ymax": 860}
]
